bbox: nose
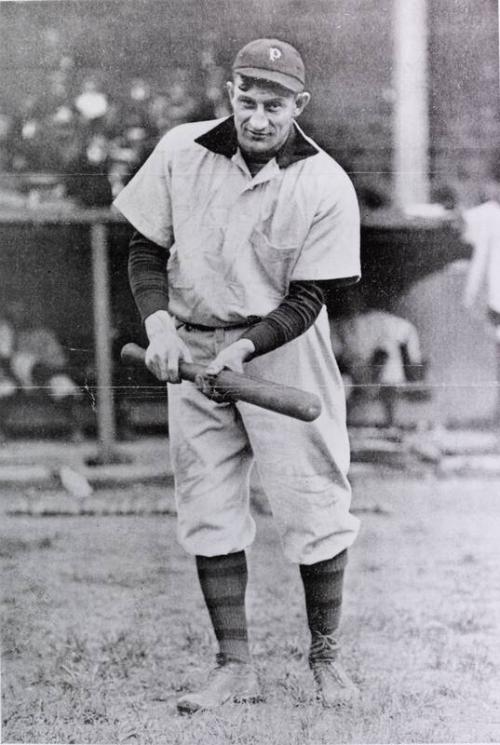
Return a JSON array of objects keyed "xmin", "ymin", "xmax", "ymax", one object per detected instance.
[{"xmin": 248, "ymin": 106, "xmax": 268, "ymax": 131}]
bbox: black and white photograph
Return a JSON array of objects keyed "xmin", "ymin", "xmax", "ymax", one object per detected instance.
[{"xmin": 0, "ymin": 1, "xmax": 499, "ymax": 743}]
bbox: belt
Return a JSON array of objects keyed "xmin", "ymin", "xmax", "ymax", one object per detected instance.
[{"xmin": 180, "ymin": 316, "xmax": 262, "ymax": 333}]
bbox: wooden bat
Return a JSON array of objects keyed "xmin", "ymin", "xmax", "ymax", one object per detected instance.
[{"xmin": 121, "ymin": 343, "xmax": 322, "ymax": 422}]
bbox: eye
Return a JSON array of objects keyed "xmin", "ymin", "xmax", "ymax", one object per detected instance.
[{"xmin": 266, "ymin": 102, "xmax": 282, "ymax": 112}]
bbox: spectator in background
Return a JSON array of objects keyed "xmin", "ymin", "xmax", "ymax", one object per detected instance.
[
  {"xmin": 462, "ymin": 160, "xmax": 500, "ymax": 425},
  {"xmin": 41, "ymin": 106, "xmax": 80, "ymax": 175},
  {"xmin": 74, "ymin": 77, "xmax": 109, "ymax": 131},
  {"xmin": 108, "ymin": 157, "xmax": 133, "ymax": 200},
  {"xmin": 148, "ymin": 93, "xmax": 172, "ymax": 136},
  {"xmin": 40, "ymin": 27, "xmax": 64, "ymax": 70},
  {"xmin": 202, "ymin": 65, "xmax": 232, "ymax": 120},
  {"xmin": 121, "ymin": 113, "xmax": 154, "ymax": 171},
  {"xmin": 147, "ymin": 75, "xmax": 207, "ymax": 138},
  {"xmin": 199, "ymin": 40, "xmax": 232, "ymax": 120},
  {"xmin": 64, "ymin": 133, "xmax": 113, "ymax": 207},
  {"xmin": 165, "ymin": 79, "xmax": 200, "ymax": 127},
  {"xmin": 18, "ymin": 110, "xmax": 45, "ymax": 173},
  {"xmin": 45, "ymin": 69, "xmax": 73, "ymax": 116},
  {"xmin": 126, "ymin": 78, "xmax": 152, "ymax": 122},
  {"xmin": 119, "ymin": 81, "xmax": 152, "ymax": 135},
  {"xmin": 0, "ymin": 302, "xmax": 85, "ymax": 441},
  {"xmin": 331, "ymin": 291, "xmax": 425, "ymax": 427},
  {"xmin": 106, "ymin": 108, "xmax": 155, "ymax": 197}
]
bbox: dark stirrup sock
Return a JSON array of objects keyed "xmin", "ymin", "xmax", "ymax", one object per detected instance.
[
  {"xmin": 196, "ymin": 551, "xmax": 250, "ymax": 664},
  {"xmin": 299, "ymin": 549, "xmax": 348, "ymax": 663}
]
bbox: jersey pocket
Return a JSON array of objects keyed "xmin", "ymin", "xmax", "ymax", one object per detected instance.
[{"xmin": 248, "ymin": 229, "xmax": 299, "ymax": 296}]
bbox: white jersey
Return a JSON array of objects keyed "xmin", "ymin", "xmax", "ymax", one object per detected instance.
[
  {"xmin": 463, "ymin": 201, "xmax": 500, "ymax": 314},
  {"xmin": 114, "ymin": 117, "xmax": 360, "ymax": 327}
]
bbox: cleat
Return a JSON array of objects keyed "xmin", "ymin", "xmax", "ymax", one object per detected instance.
[
  {"xmin": 310, "ymin": 659, "xmax": 360, "ymax": 707},
  {"xmin": 177, "ymin": 655, "xmax": 262, "ymax": 714}
]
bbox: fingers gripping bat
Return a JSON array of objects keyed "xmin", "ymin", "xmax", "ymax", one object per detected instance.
[{"xmin": 120, "ymin": 343, "xmax": 322, "ymax": 422}]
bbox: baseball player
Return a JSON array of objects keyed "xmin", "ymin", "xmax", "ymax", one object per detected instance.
[
  {"xmin": 462, "ymin": 161, "xmax": 500, "ymax": 424},
  {"xmin": 114, "ymin": 38, "xmax": 361, "ymax": 712}
]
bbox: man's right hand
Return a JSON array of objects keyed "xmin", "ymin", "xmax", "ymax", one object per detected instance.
[{"xmin": 144, "ymin": 310, "xmax": 192, "ymax": 383}]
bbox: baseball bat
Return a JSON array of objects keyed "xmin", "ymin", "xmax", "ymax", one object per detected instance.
[{"xmin": 121, "ymin": 342, "xmax": 321, "ymax": 422}]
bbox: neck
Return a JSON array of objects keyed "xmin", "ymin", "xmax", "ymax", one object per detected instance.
[
  {"xmin": 240, "ymin": 125, "xmax": 295, "ymax": 175},
  {"xmin": 241, "ymin": 154, "xmax": 268, "ymax": 177}
]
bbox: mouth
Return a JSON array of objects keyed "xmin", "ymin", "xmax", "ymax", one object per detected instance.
[{"xmin": 245, "ymin": 130, "xmax": 269, "ymax": 140}]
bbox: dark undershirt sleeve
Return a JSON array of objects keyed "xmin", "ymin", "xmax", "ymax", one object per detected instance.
[
  {"xmin": 128, "ymin": 230, "xmax": 170, "ymax": 323},
  {"xmin": 240, "ymin": 281, "xmax": 324, "ymax": 358}
]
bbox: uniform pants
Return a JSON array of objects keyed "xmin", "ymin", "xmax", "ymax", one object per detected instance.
[{"xmin": 167, "ymin": 308, "xmax": 360, "ymax": 565}]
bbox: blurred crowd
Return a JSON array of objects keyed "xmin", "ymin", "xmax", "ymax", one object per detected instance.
[
  {"xmin": 1, "ymin": 29, "xmax": 498, "ymax": 438},
  {"xmin": 0, "ymin": 37, "xmax": 231, "ymax": 207}
]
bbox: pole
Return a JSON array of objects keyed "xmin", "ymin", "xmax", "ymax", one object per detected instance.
[
  {"xmin": 393, "ymin": 0, "xmax": 430, "ymax": 208},
  {"xmin": 90, "ymin": 221, "xmax": 117, "ymax": 462}
]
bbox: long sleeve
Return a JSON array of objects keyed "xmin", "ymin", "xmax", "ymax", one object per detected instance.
[
  {"xmin": 128, "ymin": 231, "xmax": 170, "ymax": 322},
  {"xmin": 240, "ymin": 281, "xmax": 324, "ymax": 358}
]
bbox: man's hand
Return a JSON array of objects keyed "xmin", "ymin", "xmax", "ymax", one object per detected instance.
[
  {"xmin": 198, "ymin": 339, "xmax": 255, "ymax": 401},
  {"xmin": 144, "ymin": 310, "xmax": 192, "ymax": 383},
  {"xmin": 205, "ymin": 339, "xmax": 255, "ymax": 376}
]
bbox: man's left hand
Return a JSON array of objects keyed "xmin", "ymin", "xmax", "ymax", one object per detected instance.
[
  {"xmin": 198, "ymin": 339, "xmax": 255, "ymax": 401},
  {"xmin": 205, "ymin": 339, "xmax": 255, "ymax": 375}
]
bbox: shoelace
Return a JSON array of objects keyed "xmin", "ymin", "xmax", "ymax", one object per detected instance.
[{"xmin": 309, "ymin": 633, "xmax": 340, "ymax": 663}]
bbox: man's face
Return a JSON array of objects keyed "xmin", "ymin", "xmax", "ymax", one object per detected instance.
[{"xmin": 227, "ymin": 74, "xmax": 310, "ymax": 157}]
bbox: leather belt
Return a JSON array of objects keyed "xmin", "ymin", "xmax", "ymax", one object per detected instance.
[{"xmin": 181, "ymin": 316, "xmax": 262, "ymax": 332}]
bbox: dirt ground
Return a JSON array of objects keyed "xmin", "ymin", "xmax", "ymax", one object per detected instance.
[{"xmin": 1, "ymin": 475, "xmax": 500, "ymax": 745}]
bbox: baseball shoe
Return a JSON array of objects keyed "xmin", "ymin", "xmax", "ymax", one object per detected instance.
[
  {"xmin": 177, "ymin": 654, "xmax": 262, "ymax": 714},
  {"xmin": 310, "ymin": 659, "xmax": 360, "ymax": 707}
]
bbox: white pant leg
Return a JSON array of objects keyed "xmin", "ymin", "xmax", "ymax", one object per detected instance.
[
  {"xmin": 238, "ymin": 308, "xmax": 360, "ymax": 564},
  {"xmin": 168, "ymin": 326, "xmax": 255, "ymax": 557}
]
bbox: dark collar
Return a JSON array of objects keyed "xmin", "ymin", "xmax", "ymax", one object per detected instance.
[{"xmin": 194, "ymin": 116, "xmax": 318, "ymax": 168}]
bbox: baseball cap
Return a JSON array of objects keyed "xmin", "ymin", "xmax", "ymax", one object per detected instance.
[{"xmin": 232, "ymin": 38, "xmax": 305, "ymax": 93}]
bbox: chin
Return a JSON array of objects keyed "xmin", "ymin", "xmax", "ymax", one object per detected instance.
[{"xmin": 243, "ymin": 140, "xmax": 275, "ymax": 156}]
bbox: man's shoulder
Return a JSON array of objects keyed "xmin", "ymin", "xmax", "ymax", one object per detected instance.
[
  {"xmin": 296, "ymin": 129, "xmax": 354, "ymax": 186},
  {"xmin": 156, "ymin": 118, "xmax": 227, "ymax": 153},
  {"xmin": 294, "ymin": 136, "xmax": 357, "ymax": 211},
  {"xmin": 311, "ymin": 151, "xmax": 352, "ymax": 185}
]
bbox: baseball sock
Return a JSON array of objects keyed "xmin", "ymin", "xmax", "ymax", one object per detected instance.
[
  {"xmin": 196, "ymin": 551, "xmax": 250, "ymax": 664},
  {"xmin": 299, "ymin": 549, "xmax": 348, "ymax": 664}
]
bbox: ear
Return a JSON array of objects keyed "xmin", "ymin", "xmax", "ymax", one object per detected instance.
[
  {"xmin": 226, "ymin": 81, "xmax": 235, "ymax": 103},
  {"xmin": 294, "ymin": 91, "xmax": 311, "ymax": 117}
]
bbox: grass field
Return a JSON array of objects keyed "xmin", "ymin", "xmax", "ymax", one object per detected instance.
[{"xmin": 1, "ymin": 475, "xmax": 500, "ymax": 744}]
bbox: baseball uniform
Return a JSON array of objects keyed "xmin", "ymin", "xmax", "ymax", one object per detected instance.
[{"xmin": 114, "ymin": 115, "xmax": 361, "ymax": 564}]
